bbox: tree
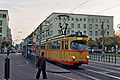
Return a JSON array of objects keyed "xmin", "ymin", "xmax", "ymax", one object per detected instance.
[
  {"xmin": 88, "ymin": 40, "xmax": 98, "ymax": 48},
  {"xmin": 96, "ymin": 37, "xmax": 114, "ymax": 51}
]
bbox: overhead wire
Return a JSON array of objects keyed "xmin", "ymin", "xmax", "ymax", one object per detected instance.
[
  {"xmin": 69, "ymin": 0, "xmax": 90, "ymax": 12},
  {"xmin": 96, "ymin": 3, "xmax": 120, "ymax": 14}
]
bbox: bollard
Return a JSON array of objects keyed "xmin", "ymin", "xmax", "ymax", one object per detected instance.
[
  {"xmin": 115, "ymin": 55, "xmax": 116, "ymax": 63},
  {"xmin": 4, "ymin": 57, "xmax": 10, "ymax": 80},
  {"xmin": 109, "ymin": 55, "xmax": 110, "ymax": 63}
]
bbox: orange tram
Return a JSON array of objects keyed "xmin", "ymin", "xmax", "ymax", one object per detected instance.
[{"xmin": 40, "ymin": 32, "xmax": 89, "ymax": 66}]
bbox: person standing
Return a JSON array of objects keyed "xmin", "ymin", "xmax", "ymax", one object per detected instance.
[{"xmin": 36, "ymin": 52, "xmax": 47, "ymax": 79}]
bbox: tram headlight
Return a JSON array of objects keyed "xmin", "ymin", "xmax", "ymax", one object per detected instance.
[
  {"xmin": 72, "ymin": 56, "xmax": 75, "ymax": 61},
  {"xmin": 87, "ymin": 56, "xmax": 89, "ymax": 60},
  {"xmin": 87, "ymin": 56, "xmax": 89, "ymax": 59}
]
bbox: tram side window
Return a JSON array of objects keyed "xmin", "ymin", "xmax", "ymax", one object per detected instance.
[
  {"xmin": 41, "ymin": 44, "xmax": 45, "ymax": 49},
  {"xmin": 51, "ymin": 42, "xmax": 54, "ymax": 49},
  {"xmin": 62, "ymin": 41, "xmax": 64, "ymax": 50},
  {"xmin": 57, "ymin": 40, "xmax": 60, "ymax": 50},
  {"xmin": 65, "ymin": 41, "xmax": 68, "ymax": 50}
]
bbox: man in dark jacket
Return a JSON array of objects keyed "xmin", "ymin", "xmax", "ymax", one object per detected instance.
[{"xmin": 36, "ymin": 52, "xmax": 47, "ymax": 79}]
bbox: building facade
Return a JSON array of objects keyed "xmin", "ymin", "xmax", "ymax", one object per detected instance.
[
  {"xmin": 41, "ymin": 13, "xmax": 114, "ymax": 41},
  {"xmin": 0, "ymin": 10, "xmax": 12, "ymax": 47}
]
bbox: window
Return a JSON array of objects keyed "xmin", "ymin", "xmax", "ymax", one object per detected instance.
[
  {"xmin": 57, "ymin": 40, "xmax": 60, "ymax": 50},
  {"xmin": 3, "ymin": 14, "xmax": 6, "ymax": 18},
  {"xmin": 95, "ymin": 31, "xmax": 98, "ymax": 36},
  {"xmin": 89, "ymin": 24, "xmax": 92, "ymax": 29},
  {"xmin": 107, "ymin": 19, "xmax": 109, "ymax": 23},
  {"xmin": 70, "ymin": 41, "xmax": 88, "ymax": 50},
  {"xmin": 71, "ymin": 30, "xmax": 74, "ymax": 33},
  {"xmin": 41, "ymin": 44, "xmax": 46, "ymax": 49},
  {"xmin": 107, "ymin": 31, "xmax": 109, "ymax": 36},
  {"xmin": 96, "ymin": 19, "xmax": 98, "ymax": 22},
  {"xmin": 99, "ymin": 19, "xmax": 101, "ymax": 23},
  {"xmin": 95, "ymin": 38, "xmax": 98, "ymax": 41},
  {"xmin": 65, "ymin": 41, "xmax": 68, "ymax": 50},
  {"xmin": 89, "ymin": 31, "xmax": 92, "ymax": 36},
  {"xmin": 107, "ymin": 25, "xmax": 109, "ymax": 29},
  {"xmin": 72, "ymin": 18, "xmax": 74, "ymax": 21},
  {"xmin": 71, "ymin": 23, "xmax": 74, "ymax": 28},
  {"xmin": 67, "ymin": 30, "xmax": 70, "ymax": 34},
  {"xmin": 76, "ymin": 18, "xmax": 79, "ymax": 21},
  {"xmin": 0, "ymin": 14, "xmax": 2, "ymax": 18},
  {"xmin": 0, "ymin": 20, "xmax": 2, "ymax": 26},
  {"xmin": 80, "ymin": 18, "xmax": 82, "ymax": 21},
  {"xmin": 0, "ymin": 27, "xmax": 2, "ymax": 33},
  {"xmin": 84, "ymin": 31, "xmax": 86, "ymax": 34},
  {"xmin": 92, "ymin": 19, "xmax": 94, "ymax": 23},
  {"xmin": 90, "ymin": 38, "xmax": 92, "ymax": 40},
  {"xmin": 59, "ymin": 23, "xmax": 61, "ymax": 28},
  {"xmin": 84, "ymin": 18, "xmax": 86, "ymax": 21},
  {"xmin": 83, "ymin": 24, "xmax": 86, "ymax": 28},
  {"xmin": 62, "ymin": 41, "xmax": 64, "ymax": 50},
  {"xmin": 77, "ymin": 24, "xmax": 80, "ymax": 28},
  {"xmin": 95, "ymin": 24, "xmax": 98, "ymax": 29}
]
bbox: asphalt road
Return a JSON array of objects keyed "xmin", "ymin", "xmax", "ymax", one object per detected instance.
[
  {"xmin": 64, "ymin": 61, "xmax": 120, "ymax": 80},
  {"xmin": 1, "ymin": 53, "xmax": 120, "ymax": 80},
  {"xmin": 0, "ymin": 53, "xmax": 83, "ymax": 80}
]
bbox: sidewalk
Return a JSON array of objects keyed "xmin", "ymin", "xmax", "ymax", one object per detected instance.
[{"xmin": 26, "ymin": 58, "xmax": 71, "ymax": 73}]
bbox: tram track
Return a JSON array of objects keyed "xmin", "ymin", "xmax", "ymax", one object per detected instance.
[{"xmin": 62, "ymin": 61, "xmax": 120, "ymax": 80}]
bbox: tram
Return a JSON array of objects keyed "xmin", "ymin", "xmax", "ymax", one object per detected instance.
[{"xmin": 40, "ymin": 32, "xmax": 89, "ymax": 66}]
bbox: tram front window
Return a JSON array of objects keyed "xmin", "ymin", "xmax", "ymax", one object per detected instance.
[{"xmin": 70, "ymin": 41, "xmax": 88, "ymax": 50}]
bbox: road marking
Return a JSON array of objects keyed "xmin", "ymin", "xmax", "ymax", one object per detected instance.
[
  {"xmin": 87, "ymin": 65, "xmax": 120, "ymax": 73},
  {"xmin": 86, "ymin": 68, "xmax": 120, "ymax": 79},
  {"xmin": 53, "ymin": 73, "xmax": 76, "ymax": 80},
  {"xmin": 90, "ymin": 62, "xmax": 120, "ymax": 70},
  {"xmin": 74, "ymin": 71, "xmax": 101, "ymax": 80},
  {"xmin": 25, "ymin": 61, "xmax": 33, "ymax": 68}
]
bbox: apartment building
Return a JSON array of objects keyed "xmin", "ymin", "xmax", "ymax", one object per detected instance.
[
  {"xmin": 41, "ymin": 12, "xmax": 114, "ymax": 41},
  {"xmin": 0, "ymin": 10, "xmax": 12, "ymax": 44}
]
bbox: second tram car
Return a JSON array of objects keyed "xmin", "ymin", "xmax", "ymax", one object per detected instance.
[{"xmin": 41, "ymin": 32, "xmax": 89, "ymax": 66}]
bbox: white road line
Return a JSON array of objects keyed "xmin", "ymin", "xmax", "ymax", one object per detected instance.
[
  {"xmin": 86, "ymin": 68, "xmax": 120, "ymax": 79},
  {"xmin": 75, "ymin": 71, "xmax": 101, "ymax": 80},
  {"xmin": 87, "ymin": 65, "xmax": 120, "ymax": 73},
  {"xmin": 25, "ymin": 61, "xmax": 33, "ymax": 68},
  {"xmin": 53, "ymin": 73, "xmax": 76, "ymax": 80},
  {"xmin": 90, "ymin": 63, "xmax": 120, "ymax": 70}
]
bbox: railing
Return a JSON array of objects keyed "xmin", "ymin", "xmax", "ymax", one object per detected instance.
[
  {"xmin": 89, "ymin": 53, "xmax": 116, "ymax": 63},
  {"xmin": 27, "ymin": 54, "xmax": 38, "ymax": 64}
]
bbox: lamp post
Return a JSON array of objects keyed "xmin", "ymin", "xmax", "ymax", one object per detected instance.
[{"xmin": 101, "ymin": 22, "xmax": 105, "ymax": 56}]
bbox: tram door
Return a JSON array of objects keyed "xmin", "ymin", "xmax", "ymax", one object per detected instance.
[
  {"xmin": 61, "ymin": 40, "xmax": 68, "ymax": 61},
  {"xmin": 61, "ymin": 40, "xmax": 65, "ymax": 61}
]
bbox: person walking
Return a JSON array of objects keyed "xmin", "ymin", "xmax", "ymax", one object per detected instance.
[{"xmin": 36, "ymin": 52, "xmax": 47, "ymax": 79}]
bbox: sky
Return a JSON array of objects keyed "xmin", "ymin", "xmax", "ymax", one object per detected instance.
[{"xmin": 0, "ymin": 0, "xmax": 120, "ymax": 44}]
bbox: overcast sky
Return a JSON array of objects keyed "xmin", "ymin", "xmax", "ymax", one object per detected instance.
[{"xmin": 0, "ymin": 0, "xmax": 120, "ymax": 44}]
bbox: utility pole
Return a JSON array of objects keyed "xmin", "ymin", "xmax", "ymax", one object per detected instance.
[
  {"xmin": 101, "ymin": 22, "xmax": 105, "ymax": 56},
  {"xmin": 39, "ymin": 24, "xmax": 42, "ymax": 56}
]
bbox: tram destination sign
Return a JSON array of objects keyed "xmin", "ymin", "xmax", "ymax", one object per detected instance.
[{"xmin": 76, "ymin": 37, "xmax": 84, "ymax": 40}]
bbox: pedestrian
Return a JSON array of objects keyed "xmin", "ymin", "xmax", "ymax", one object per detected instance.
[{"xmin": 36, "ymin": 52, "xmax": 47, "ymax": 79}]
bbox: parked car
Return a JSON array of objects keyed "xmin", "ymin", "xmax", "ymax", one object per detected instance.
[
  {"xmin": 17, "ymin": 50, "xmax": 23, "ymax": 53},
  {"xmin": 10, "ymin": 49, "xmax": 16, "ymax": 53}
]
